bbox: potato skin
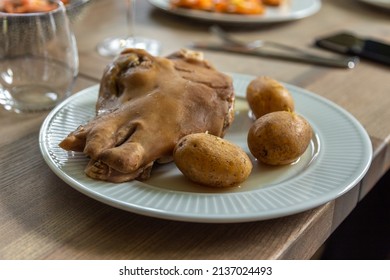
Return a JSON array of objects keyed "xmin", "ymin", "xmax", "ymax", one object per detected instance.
[
  {"xmin": 173, "ymin": 133, "xmax": 252, "ymax": 188},
  {"xmin": 246, "ymin": 76, "xmax": 294, "ymax": 119},
  {"xmin": 247, "ymin": 111, "xmax": 312, "ymax": 165}
]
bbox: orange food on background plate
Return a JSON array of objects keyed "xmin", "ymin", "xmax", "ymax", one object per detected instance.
[
  {"xmin": 170, "ymin": 0, "xmax": 283, "ymax": 15},
  {"xmin": 263, "ymin": 0, "xmax": 282, "ymax": 6},
  {"xmin": 1, "ymin": 0, "xmax": 70, "ymax": 13}
]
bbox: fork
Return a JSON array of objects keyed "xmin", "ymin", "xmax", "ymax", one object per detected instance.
[
  {"xmin": 210, "ymin": 25, "xmax": 311, "ymax": 55},
  {"xmin": 203, "ymin": 25, "xmax": 359, "ymax": 68}
]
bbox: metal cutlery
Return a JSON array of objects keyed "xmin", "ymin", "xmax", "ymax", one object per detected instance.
[{"xmin": 191, "ymin": 26, "xmax": 359, "ymax": 68}]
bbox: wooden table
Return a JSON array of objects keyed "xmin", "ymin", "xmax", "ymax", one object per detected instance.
[{"xmin": 1, "ymin": 0, "xmax": 389, "ymax": 259}]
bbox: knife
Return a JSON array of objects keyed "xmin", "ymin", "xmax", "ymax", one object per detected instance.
[{"xmin": 190, "ymin": 42, "xmax": 359, "ymax": 69}]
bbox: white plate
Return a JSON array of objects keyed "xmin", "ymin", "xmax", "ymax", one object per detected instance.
[
  {"xmin": 148, "ymin": 0, "xmax": 321, "ymax": 24},
  {"xmin": 39, "ymin": 73, "xmax": 372, "ymax": 223},
  {"xmin": 358, "ymin": 0, "xmax": 390, "ymax": 9}
]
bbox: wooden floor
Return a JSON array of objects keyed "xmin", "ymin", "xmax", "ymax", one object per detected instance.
[{"xmin": 320, "ymin": 170, "xmax": 390, "ymax": 260}]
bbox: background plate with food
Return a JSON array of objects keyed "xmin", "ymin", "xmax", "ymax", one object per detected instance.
[{"xmin": 148, "ymin": 0, "xmax": 321, "ymax": 24}]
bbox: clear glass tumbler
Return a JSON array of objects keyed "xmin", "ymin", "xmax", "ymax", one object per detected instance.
[{"xmin": 0, "ymin": 0, "xmax": 79, "ymax": 113}]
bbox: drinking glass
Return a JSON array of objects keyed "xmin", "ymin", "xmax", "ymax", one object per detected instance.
[
  {"xmin": 97, "ymin": 0, "xmax": 161, "ymax": 57},
  {"xmin": 0, "ymin": 0, "xmax": 79, "ymax": 113}
]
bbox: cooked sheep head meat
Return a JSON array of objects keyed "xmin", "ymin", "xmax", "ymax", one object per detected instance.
[{"xmin": 59, "ymin": 49, "xmax": 235, "ymax": 182}]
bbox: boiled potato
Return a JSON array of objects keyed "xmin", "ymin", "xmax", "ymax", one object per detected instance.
[
  {"xmin": 247, "ymin": 111, "xmax": 312, "ymax": 165},
  {"xmin": 246, "ymin": 76, "xmax": 294, "ymax": 119},
  {"xmin": 173, "ymin": 133, "xmax": 252, "ymax": 188}
]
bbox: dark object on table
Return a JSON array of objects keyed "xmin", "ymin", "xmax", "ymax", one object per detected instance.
[{"xmin": 315, "ymin": 31, "xmax": 390, "ymax": 66}]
